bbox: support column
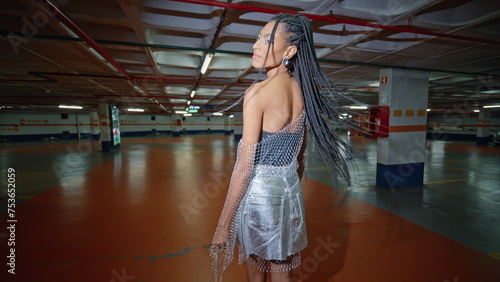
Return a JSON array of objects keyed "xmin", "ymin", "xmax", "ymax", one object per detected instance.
[
  {"xmin": 172, "ymin": 114, "xmax": 181, "ymax": 137},
  {"xmin": 376, "ymin": 69, "xmax": 429, "ymax": 189},
  {"xmin": 98, "ymin": 103, "xmax": 112, "ymax": 152},
  {"xmin": 89, "ymin": 111, "xmax": 100, "ymax": 141},
  {"xmin": 224, "ymin": 115, "xmax": 231, "ymax": 135},
  {"xmin": 476, "ymin": 109, "xmax": 491, "ymax": 145},
  {"xmin": 233, "ymin": 112, "xmax": 243, "ymax": 141}
]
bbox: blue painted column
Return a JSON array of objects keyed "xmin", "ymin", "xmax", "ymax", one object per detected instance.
[
  {"xmin": 476, "ymin": 109, "xmax": 491, "ymax": 145},
  {"xmin": 98, "ymin": 103, "xmax": 112, "ymax": 152},
  {"xmin": 376, "ymin": 69, "xmax": 429, "ymax": 189},
  {"xmin": 233, "ymin": 112, "xmax": 243, "ymax": 141}
]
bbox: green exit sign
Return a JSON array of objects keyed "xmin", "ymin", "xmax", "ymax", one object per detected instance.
[{"xmin": 187, "ymin": 109, "xmax": 198, "ymax": 113}]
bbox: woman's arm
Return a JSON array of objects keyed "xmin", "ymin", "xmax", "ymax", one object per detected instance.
[{"xmin": 211, "ymin": 86, "xmax": 265, "ymax": 276}]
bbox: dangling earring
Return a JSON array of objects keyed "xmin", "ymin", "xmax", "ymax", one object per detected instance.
[{"xmin": 282, "ymin": 57, "xmax": 289, "ymax": 67}]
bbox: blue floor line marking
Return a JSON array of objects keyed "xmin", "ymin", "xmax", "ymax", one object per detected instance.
[
  {"xmin": 133, "ymin": 248, "xmax": 196, "ymax": 260},
  {"xmin": 62, "ymin": 248, "xmax": 197, "ymax": 264}
]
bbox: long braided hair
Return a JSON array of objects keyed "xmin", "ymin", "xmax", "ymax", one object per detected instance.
[{"xmin": 268, "ymin": 13, "xmax": 366, "ymax": 188}]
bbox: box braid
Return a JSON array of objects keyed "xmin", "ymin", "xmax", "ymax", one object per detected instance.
[{"xmin": 270, "ymin": 13, "xmax": 366, "ymax": 188}]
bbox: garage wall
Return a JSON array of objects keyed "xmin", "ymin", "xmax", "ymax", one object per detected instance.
[
  {"xmin": 1, "ymin": 111, "xmax": 497, "ymax": 142},
  {"xmin": 427, "ymin": 113, "xmax": 500, "ymax": 141},
  {"xmin": 0, "ymin": 112, "xmax": 231, "ymax": 141},
  {"xmin": 181, "ymin": 115, "xmax": 225, "ymax": 134},
  {"xmin": 120, "ymin": 115, "xmax": 173, "ymax": 137},
  {"xmin": 0, "ymin": 112, "xmax": 93, "ymax": 141}
]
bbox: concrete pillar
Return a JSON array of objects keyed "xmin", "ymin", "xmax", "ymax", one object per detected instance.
[
  {"xmin": 376, "ymin": 69, "xmax": 429, "ymax": 189},
  {"xmin": 233, "ymin": 112, "xmax": 243, "ymax": 141},
  {"xmin": 476, "ymin": 109, "xmax": 491, "ymax": 145},
  {"xmin": 224, "ymin": 115, "xmax": 231, "ymax": 135},
  {"xmin": 89, "ymin": 111, "xmax": 100, "ymax": 141},
  {"xmin": 98, "ymin": 103, "xmax": 112, "ymax": 152},
  {"xmin": 172, "ymin": 114, "xmax": 181, "ymax": 137}
]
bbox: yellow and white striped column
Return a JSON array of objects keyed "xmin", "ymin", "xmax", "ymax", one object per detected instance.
[{"xmin": 376, "ymin": 69, "xmax": 429, "ymax": 189}]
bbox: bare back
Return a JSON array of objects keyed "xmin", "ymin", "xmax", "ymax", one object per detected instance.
[
  {"xmin": 242, "ymin": 69, "xmax": 304, "ymax": 145},
  {"xmin": 260, "ymin": 73, "xmax": 303, "ymax": 133}
]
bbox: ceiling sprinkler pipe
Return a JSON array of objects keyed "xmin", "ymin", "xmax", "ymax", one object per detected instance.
[
  {"xmin": 34, "ymin": 0, "xmax": 168, "ymax": 111},
  {"xmin": 36, "ymin": 0, "xmax": 134, "ymax": 80},
  {"xmin": 169, "ymin": 0, "xmax": 500, "ymax": 45}
]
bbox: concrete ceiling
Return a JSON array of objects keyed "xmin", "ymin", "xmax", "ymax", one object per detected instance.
[{"xmin": 1, "ymin": 0, "xmax": 500, "ymax": 114}]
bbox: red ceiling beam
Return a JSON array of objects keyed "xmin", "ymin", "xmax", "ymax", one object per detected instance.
[
  {"xmin": 36, "ymin": 0, "xmax": 134, "ymax": 80},
  {"xmin": 169, "ymin": 0, "xmax": 500, "ymax": 45},
  {"xmin": 33, "ymin": 1, "xmax": 171, "ymax": 112},
  {"xmin": 0, "ymin": 71, "xmax": 253, "ymax": 84}
]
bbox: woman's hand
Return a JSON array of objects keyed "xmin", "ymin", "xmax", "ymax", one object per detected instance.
[{"xmin": 212, "ymin": 224, "xmax": 229, "ymax": 245}]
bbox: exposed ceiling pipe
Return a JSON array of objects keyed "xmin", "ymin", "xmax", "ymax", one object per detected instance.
[
  {"xmin": 1, "ymin": 95, "xmax": 228, "ymax": 100},
  {"xmin": 34, "ymin": 0, "xmax": 169, "ymax": 112},
  {"xmin": 29, "ymin": 71, "xmax": 125, "ymax": 80},
  {"xmin": 0, "ymin": 71, "xmax": 254, "ymax": 84},
  {"xmin": 36, "ymin": 0, "xmax": 133, "ymax": 80},
  {"xmin": 3, "ymin": 31, "xmax": 499, "ymax": 78},
  {"xmin": 169, "ymin": 0, "xmax": 500, "ymax": 45}
]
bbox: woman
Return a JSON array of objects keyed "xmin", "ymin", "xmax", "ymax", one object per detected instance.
[{"xmin": 210, "ymin": 13, "xmax": 357, "ymax": 282}]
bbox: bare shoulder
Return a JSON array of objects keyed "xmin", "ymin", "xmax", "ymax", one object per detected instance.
[{"xmin": 243, "ymin": 81, "xmax": 268, "ymax": 107}]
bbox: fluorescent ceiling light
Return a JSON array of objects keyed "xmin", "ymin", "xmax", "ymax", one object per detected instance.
[
  {"xmin": 127, "ymin": 108, "xmax": 144, "ymax": 112},
  {"xmin": 187, "ymin": 100, "xmax": 191, "ymax": 105},
  {"xmin": 213, "ymin": 112, "xmax": 223, "ymax": 116},
  {"xmin": 480, "ymin": 90, "xmax": 500, "ymax": 94},
  {"xmin": 201, "ymin": 53, "xmax": 213, "ymax": 74},
  {"xmin": 183, "ymin": 114, "xmax": 192, "ymax": 117},
  {"xmin": 474, "ymin": 110, "xmax": 480, "ymax": 112},
  {"xmin": 59, "ymin": 105, "xmax": 82, "ymax": 109},
  {"xmin": 427, "ymin": 109, "xmax": 431, "ymax": 112},
  {"xmin": 483, "ymin": 105, "xmax": 500, "ymax": 108},
  {"xmin": 229, "ymin": 115, "xmax": 234, "ymax": 118},
  {"xmin": 190, "ymin": 90, "xmax": 196, "ymax": 98},
  {"xmin": 349, "ymin": 106, "xmax": 367, "ymax": 109},
  {"xmin": 369, "ymin": 82, "xmax": 380, "ymax": 87},
  {"xmin": 175, "ymin": 111, "xmax": 188, "ymax": 114}
]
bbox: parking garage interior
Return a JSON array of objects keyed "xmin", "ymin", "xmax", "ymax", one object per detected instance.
[{"xmin": 1, "ymin": 0, "xmax": 500, "ymax": 281}]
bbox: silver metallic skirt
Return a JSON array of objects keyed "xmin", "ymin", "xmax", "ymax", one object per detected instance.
[{"xmin": 237, "ymin": 162, "xmax": 307, "ymax": 261}]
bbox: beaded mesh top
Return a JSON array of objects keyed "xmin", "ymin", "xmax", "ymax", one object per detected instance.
[{"xmin": 210, "ymin": 110, "xmax": 307, "ymax": 281}]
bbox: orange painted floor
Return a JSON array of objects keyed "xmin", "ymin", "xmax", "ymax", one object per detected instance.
[{"xmin": 0, "ymin": 135, "xmax": 499, "ymax": 281}]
